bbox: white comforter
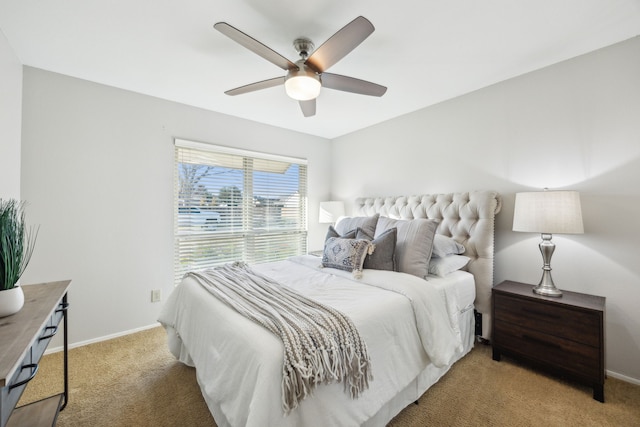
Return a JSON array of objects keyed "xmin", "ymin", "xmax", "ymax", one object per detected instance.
[{"xmin": 158, "ymin": 255, "xmax": 464, "ymax": 427}]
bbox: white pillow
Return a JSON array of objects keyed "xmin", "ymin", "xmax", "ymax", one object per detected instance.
[
  {"xmin": 375, "ymin": 216, "xmax": 438, "ymax": 279},
  {"xmin": 428, "ymin": 255, "xmax": 470, "ymax": 277},
  {"xmin": 431, "ymin": 234, "xmax": 465, "ymax": 258}
]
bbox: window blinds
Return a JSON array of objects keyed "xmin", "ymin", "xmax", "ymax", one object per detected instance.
[{"xmin": 174, "ymin": 139, "xmax": 308, "ymax": 284}]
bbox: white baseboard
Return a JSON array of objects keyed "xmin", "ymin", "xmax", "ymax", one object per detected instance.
[
  {"xmin": 44, "ymin": 322, "xmax": 162, "ymax": 355},
  {"xmin": 607, "ymin": 369, "xmax": 640, "ymax": 386}
]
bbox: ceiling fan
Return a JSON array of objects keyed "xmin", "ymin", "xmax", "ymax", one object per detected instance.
[{"xmin": 214, "ymin": 16, "xmax": 387, "ymax": 117}]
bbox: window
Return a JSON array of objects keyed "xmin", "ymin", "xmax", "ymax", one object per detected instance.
[{"xmin": 174, "ymin": 139, "xmax": 308, "ymax": 284}]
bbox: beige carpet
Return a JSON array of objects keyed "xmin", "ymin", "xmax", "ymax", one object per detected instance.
[{"xmin": 18, "ymin": 326, "xmax": 640, "ymax": 427}]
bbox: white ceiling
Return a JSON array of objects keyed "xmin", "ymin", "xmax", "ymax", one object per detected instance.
[{"xmin": 1, "ymin": 1, "xmax": 639, "ymax": 139}]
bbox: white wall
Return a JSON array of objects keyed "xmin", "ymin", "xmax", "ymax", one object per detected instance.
[
  {"xmin": 0, "ymin": 29, "xmax": 22, "ymax": 199},
  {"xmin": 331, "ymin": 36, "xmax": 640, "ymax": 382},
  {"xmin": 20, "ymin": 67, "xmax": 331, "ymax": 346}
]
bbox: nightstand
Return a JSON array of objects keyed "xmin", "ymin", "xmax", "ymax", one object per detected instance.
[{"xmin": 492, "ymin": 280, "xmax": 605, "ymax": 402}]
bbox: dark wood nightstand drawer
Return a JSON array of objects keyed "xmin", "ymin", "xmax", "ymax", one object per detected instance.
[
  {"xmin": 494, "ymin": 323, "xmax": 600, "ymax": 380},
  {"xmin": 493, "ymin": 293, "xmax": 600, "ymax": 347}
]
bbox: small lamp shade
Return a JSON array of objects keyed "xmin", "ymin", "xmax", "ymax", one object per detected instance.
[
  {"xmin": 513, "ymin": 191, "xmax": 584, "ymax": 234},
  {"xmin": 319, "ymin": 201, "xmax": 345, "ymax": 224}
]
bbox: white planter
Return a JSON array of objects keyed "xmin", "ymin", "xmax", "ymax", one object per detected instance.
[{"xmin": 0, "ymin": 286, "xmax": 25, "ymax": 317}]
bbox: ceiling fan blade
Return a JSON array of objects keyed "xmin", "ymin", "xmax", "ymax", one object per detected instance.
[
  {"xmin": 214, "ymin": 22, "xmax": 298, "ymax": 71},
  {"xmin": 321, "ymin": 73, "xmax": 387, "ymax": 97},
  {"xmin": 299, "ymin": 99, "xmax": 316, "ymax": 117},
  {"xmin": 305, "ymin": 16, "xmax": 375, "ymax": 73},
  {"xmin": 225, "ymin": 77, "xmax": 285, "ymax": 96}
]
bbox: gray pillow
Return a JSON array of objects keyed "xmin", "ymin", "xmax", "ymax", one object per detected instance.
[
  {"xmin": 325, "ymin": 225, "xmax": 357, "ymax": 241},
  {"xmin": 375, "ymin": 217, "xmax": 439, "ymax": 279},
  {"xmin": 322, "ymin": 237, "xmax": 372, "ymax": 278},
  {"xmin": 334, "ymin": 214, "xmax": 379, "ymax": 237},
  {"xmin": 431, "ymin": 234, "xmax": 466, "ymax": 258},
  {"xmin": 356, "ymin": 228, "xmax": 397, "ymax": 271}
]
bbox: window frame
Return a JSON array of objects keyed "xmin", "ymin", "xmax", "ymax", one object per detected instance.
[{"xmin": 173, "ymin": 138, "xmax": 308, "ymax": 284}]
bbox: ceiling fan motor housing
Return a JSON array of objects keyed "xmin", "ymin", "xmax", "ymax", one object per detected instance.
[{"xmin": 293, "ymin": 38, "xmax": 315, "ymax": 59}]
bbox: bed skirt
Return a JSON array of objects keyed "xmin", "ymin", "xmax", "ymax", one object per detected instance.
[{"xmin": 363, "ymin": 306, "xmax": 475, "ymax": 426}]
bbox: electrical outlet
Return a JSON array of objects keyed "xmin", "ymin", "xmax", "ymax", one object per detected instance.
[{"xmin": 151, "ymin": 289, "xmax": 161, "ymax": 303}]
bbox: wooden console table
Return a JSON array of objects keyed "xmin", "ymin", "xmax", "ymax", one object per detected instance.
[{"xmin": 0, "ymin": 280, "xmax": 71, "ymax": 427}]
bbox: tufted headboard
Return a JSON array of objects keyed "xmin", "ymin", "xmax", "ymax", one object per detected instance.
[{"xmin": 353, "ymin": 191, "xmax": 502, "ymax": 336}]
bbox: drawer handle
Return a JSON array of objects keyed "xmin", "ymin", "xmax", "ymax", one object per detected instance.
[
  {"xmin": 522, "ymin": 334, "xmax": 562, "ymax": 350},
  {"xmin": 522, "ymin": 307, "xmax": 560, "ymax": 319},
  {"xmin": 56, "ymin": 302, "xmax": 70, "ymax": 313},
  {"xmin": 39, "ymin": 325, "xmax": 58, "ymax": 341},
  {"xmin": 9, "ymin": 363, "xmax": 39, "ymax": 391}
]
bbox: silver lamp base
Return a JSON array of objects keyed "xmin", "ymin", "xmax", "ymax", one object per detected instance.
[
  {"xmin": 532, "ymin": 276, "xmax": 563, "ymax": 297},
  {"xmin": 532, "ymin": 233, "xmax": 563, "ymax": 297}
]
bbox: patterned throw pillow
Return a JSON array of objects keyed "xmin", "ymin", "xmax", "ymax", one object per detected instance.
[{"xmin": 322, "ymin": 237, "xmax": 374, "ymax": 278}]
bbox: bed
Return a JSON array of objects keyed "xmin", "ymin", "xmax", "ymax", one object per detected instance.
[{"xmin": 158, "ymin": 191, "xmax": 502, "ymax": 427}]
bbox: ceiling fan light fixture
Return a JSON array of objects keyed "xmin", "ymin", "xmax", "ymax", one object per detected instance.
[
  {"xmin": 216, "ymin": 17, "xmax": 386, "ymax": 116},
  {"xmin": 285, "ymin": 66, "xmax": 321, "ymax": 101}
]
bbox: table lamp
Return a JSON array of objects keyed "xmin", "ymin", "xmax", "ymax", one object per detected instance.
[
  {"xmin": 512, "ymin": 190, "xmax": 584, "ymax": 297},
  {"xmin": 319, "ymin": 201, "xmax": 345, "ymax": 225}
]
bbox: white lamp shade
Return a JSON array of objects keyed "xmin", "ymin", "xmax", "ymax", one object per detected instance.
[
  {"xmin": 319, "ymin": 201, "xmax": 345, "ymax": 224},
  {"xmin": 513, "ymin": 191, "xmax": 584, "ymax": 234}
]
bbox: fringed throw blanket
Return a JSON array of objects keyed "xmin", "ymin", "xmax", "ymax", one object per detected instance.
[{"xmin": 186, "ymin": 262, "xmax": 372, "ymax": 414}]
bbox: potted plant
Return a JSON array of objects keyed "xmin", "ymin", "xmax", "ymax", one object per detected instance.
[{"xmin": 0, "ymin": 199, "xmax": 38, "ymax": 317}]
